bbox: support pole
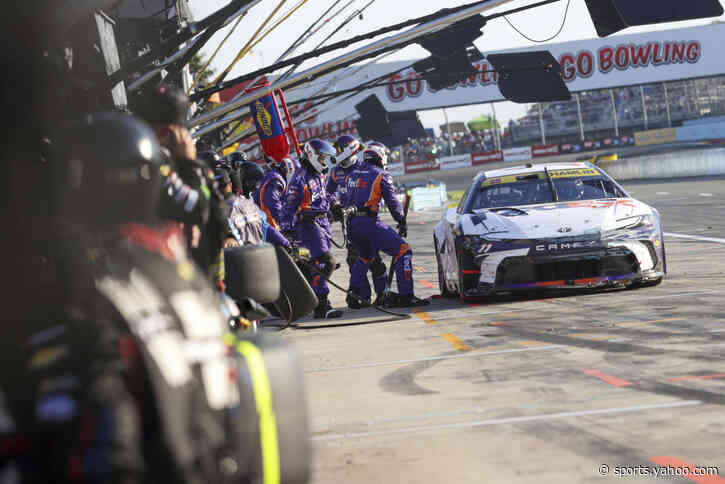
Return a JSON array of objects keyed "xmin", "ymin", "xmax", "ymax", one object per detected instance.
[
  {"xmin": 443, "ymin": 107, "xmax": 454, "ymax": 157},
  {"xmin": 663, "ymin": 82, "xmax": 672, "ymax": 127},
  {"xmin": 490, "ymin": 102, "xmax": 500, "ymax": 151},
  {"xmin": 610, "ymin": 89, "xmax": 619, "ymax": 137},
  {"xmin": 640, "ymin": 84, "xmax": 649, "ymax": 130},
  {"xmin": 575, "ymin": 93, "xmax": 585, "ymax": 141},
  {"xmin": 538, "ymin": 103, "xmax": 546, "ymax": 145}
]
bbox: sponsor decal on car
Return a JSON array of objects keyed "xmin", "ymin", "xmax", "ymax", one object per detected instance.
[
  {"xmin": 535, "ymin": 240, "xmax": 600, "ymax": 252},
  {"xmin": 549, "ymin": 168, "xmax": 600, "ymax": 178}
]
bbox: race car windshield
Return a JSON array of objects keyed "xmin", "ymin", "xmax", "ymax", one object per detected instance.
[{"xmin": 471, "ymin": 168, "xmax": 626, "ymax": 210}]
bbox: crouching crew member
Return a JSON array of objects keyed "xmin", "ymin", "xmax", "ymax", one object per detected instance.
[
  {"xmin": 281, "ymin": 140, "xmax": 343, "ymax": 319},
  {"xmin": 344, "ymin": 145, "xmax": 429, "ymax": 308}
]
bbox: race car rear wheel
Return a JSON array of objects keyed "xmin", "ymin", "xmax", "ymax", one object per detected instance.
[{"xmin": 434, "ymin": 236, "xmax": 457, "ymax": 298}]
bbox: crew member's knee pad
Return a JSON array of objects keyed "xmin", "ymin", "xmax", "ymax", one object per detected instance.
[
  {"xmin": 315, "ymin": 252, "xmax": 338, "ymax": 278},
  {"xmin": 371, "ymin": 256, "xmax": 387, "ymax": 279}
]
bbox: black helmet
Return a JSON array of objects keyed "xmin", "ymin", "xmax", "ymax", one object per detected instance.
[
  {"xmin": 54, "ymin": 111, "xmax": 163, "ymax": 227},
  {"xmin": 239, "ymin": 161, "xmax": 265, "ymax": 197},
  {"xmin": 227, "ymin": 151, "xmax": 248, "ymax": 170},
  {"xmin": 133, "ymin": 85, "xmax": 190, "ymax": 125},
  {"xmin": 214, "ymin": 166, "xmax": 232, "ymax": 191},
  {"xmin": 198, "ymin": 150, "xmax": 221, "ymax": 167}
]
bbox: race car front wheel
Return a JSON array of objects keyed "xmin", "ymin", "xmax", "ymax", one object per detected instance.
[
  {"xmin": 457, "ymin": 249, "xmax": 481, "ymax": 301},
  {"xmin": 434, "ymin": 236, "xmax": 457, "ymax": 298}
]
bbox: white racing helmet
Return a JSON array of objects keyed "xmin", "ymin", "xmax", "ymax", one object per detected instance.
[
  {"xmin": 333, "ymin": 134, "xmax": 362, "ymax": 169},
  {"xmin": 362, "ymin": 145, "xmax": 388, "ymax": 169},
  {"xmin": 303, "ymin": 139, "xmax": 337, "ymax": 174}
]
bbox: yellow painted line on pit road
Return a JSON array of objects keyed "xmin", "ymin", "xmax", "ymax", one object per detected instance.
[
  {"xmin": 413, "ymin": 308, "xmax": 437, "ymax": 325},
  {"xmin": 413, "ymin": 309, "xmax": 472, "ymax": 352},
  {"xmin": 440, "ymin": 333, "xmax": 473, "ymax": 352}
]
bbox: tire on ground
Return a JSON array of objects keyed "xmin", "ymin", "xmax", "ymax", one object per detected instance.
[
  {"xmin": 273, "ymin": 245, "xmax": 318, "ymax": 323},
  {"xmin": 225, "ymin": 244, "xmax": 280, "ymax": 304},
  {"xmin": 231, "ymin": 332, "xmax": 310, "ymax": 484}
]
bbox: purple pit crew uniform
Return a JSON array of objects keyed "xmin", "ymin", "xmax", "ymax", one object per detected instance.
[
  {"xmin": 345, "ymin": 164, "xmax": 412, "ymax": 301},
  {"xmin": 281, "ymin": 168, "xmax": 334, "ymax": 297},
  {"xmin": 254, "ymin": 169, "xmax": 286, "ymax": 230},
  {"xmin": 327, "ymin": 163, "xmax": 354, "ymax": 205}
]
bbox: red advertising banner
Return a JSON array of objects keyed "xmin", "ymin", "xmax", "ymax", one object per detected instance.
[{"xmin": 472, "ymin": 151, "xmax": 503, "ymax": 165}]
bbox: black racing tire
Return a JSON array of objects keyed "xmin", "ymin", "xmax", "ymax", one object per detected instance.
[
  {"xmin": 232, "ymin": 332, "xmax": 310, "ymax": 484},
  {"xmin": 225, "ymin": 244, "xmax": 280, "ymax": 304},
  {"xmin": 457, "ymin": 249, "xmax": 480, "ymax": 302},
  {"xmin": 434, "ymin": 236, "xmax": 457, "ymax": 298},
  {"xmin": 273, "ymin": 246, "xmax": 318, "ymax": 323}
]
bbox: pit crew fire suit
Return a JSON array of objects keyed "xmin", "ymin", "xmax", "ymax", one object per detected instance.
[
  {"xmin": 345, "ymin": 164, "xmax": 413, "ymax": 301},
  {"xmin": 253, "ymin": 168, "xmax": 286, "ymax": 231},
  {"xmin": 281, "ymin": 167, "xmax": 335, "ymax": 298}
]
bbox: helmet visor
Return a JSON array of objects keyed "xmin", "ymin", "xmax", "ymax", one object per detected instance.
[{"xmin": 315, "ymin": 140, "xmax": 337, "ymax": 157}]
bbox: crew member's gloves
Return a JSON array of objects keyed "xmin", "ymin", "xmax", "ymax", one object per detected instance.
[
  {"xmin": 396, "ymin": 220, "xmax": 407, "ymax": 238},
  {"xmin": 330, "ymin": 203, "xmax": 344, "ymax": 222},
  {"xmin": 224, "ymin": 237, "xmax": 240, "ymax": 248}
]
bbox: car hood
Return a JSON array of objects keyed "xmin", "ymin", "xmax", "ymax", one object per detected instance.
[{"xmin": 459, "ymin": 199, "xmax": 652, "ymax": 239}]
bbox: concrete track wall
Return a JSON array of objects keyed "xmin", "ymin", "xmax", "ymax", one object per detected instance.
[
  {"xmin": 599, "ymin": 147, "xmax": 725, "ymax": 181},
  {"xmin": 397, "ymin": 145, "xmax": 725, "ymax": 190}
]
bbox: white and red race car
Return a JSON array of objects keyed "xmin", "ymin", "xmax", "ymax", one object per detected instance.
[{"xmin": 433, "ymin": 162, "xmax": 666, "ymax": 301}]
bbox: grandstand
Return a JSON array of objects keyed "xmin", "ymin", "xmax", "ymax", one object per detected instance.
[{"xmin": 505, "ymin": 76, "xmax": 725, "ymax": 146}]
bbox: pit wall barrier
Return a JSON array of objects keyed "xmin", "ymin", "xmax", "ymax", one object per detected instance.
[
  {"xmin": 634, "ymin": 128, "xmax": 677, "ymax": 146},
  {"xmin": 675, "ymin": 121, "xmax": 725, "ymax": 142},
  {"xmin": 598, "ymin": 147, "xmax": 725, "ymax": 180},
  {"xmin": 410, "ymin": 183, "xmax": 447, "ymax": 212}
]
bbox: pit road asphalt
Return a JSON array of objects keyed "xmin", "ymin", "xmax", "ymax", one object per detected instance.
[{"xmin": 281, "ymin": 173, "xmax": 725, "ymax": 484}]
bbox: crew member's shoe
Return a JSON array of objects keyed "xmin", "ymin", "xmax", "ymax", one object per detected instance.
[
  {"xmin": 388, "ymin": 294, "xmax": 430, "ymax": 308},
  {"xmin": 373, "ymin": 293, "xmax": 387, "ymax": 307},
  {"xmin": 346, "ymin": 292, "xmax": 370, "ymax": 310},
  {"xmin": 314, "ymin": 296, "xmax": 344, "ymax": 319}
]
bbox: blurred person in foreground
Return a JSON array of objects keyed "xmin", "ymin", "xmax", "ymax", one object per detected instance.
[
  {"xmin": 134, "ymin": 86, "xmax": 231, "ymax": 290},
  {"xmin": 1, "ymin": 111, "xmax": 245, "ymax": 483}
]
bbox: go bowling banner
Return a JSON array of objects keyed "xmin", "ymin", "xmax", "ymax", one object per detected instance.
[{"xmin": 249, "ymin": 88, "xmax": 290, "ymax": 163}]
